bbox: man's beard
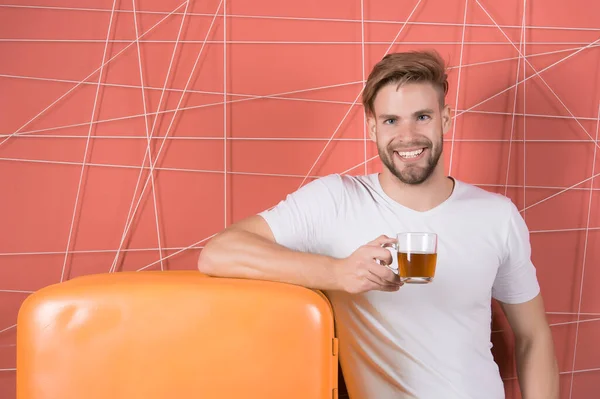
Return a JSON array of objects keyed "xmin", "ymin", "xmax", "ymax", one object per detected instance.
[{"xmin": 377, "ymin": 134, "xmax": 443, "ymax": 185}]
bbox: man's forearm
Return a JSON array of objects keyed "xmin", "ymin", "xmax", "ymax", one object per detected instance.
[
  {"xmin": 198, "ymin": 228, "xmax": 342, "ymax": 291},
  {"xmin": 515, "ymin": 332, "xmax": 559, "ymax": 399}
]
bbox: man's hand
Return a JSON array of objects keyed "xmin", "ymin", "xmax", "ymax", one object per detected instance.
[{"xmin": 334, "ymin": 235, "xmax": 403, "ymax": 294}]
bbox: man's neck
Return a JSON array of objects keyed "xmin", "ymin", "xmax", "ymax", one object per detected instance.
[{"xmin": 378, "ymin": 167, "xmax": 455, "ymax": 212}]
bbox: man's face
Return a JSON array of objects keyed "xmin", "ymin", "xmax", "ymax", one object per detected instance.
[{"xmin": 368, "ymin": 82, "xmax": 451, "ymax": 185}]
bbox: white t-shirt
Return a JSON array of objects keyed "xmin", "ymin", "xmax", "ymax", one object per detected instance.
[{"xmin": 259, "ymin": 173, "xmax": 540, "ymax": 399}]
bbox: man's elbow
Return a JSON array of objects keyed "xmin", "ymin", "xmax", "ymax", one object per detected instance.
[
  {"xmin": 514, "ymin": 326, "xmax": 553, "ymax": 353},
  {"xmin": 197, "ymin": 235, "xmax": 224, "ymax": 276}
]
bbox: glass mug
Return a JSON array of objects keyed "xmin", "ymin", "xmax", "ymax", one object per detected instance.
[{"xmin": 382, "ymin": 232, "xmax": 438, "ymax": 284}]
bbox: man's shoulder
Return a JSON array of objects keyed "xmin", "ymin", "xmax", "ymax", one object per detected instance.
[
  {"xmin": 297, "ymin": 174, "xmax": 380, "ymax": 209},
  {"xmin": 454, "ymin": 179, "xmax": 516, "ymax": 213}
]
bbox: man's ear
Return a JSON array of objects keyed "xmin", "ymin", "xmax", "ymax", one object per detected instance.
[
  {"xmin": 441, "ymin": 104, "xmax": 452, "ymax": 135},
  {"xmin": 367, "ymin": 115, "xmax": 377, "ymax": 142}
]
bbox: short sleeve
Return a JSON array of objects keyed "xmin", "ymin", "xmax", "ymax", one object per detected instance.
[
  {"xmin": 258, "ymin": 174, "xmax": 344, "ymax": 254},
  {"xmin": 492, "ymin": 201, "xmax": 541, "ymax": 304}
]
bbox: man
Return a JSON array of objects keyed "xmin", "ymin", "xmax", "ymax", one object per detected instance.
[{"xmin": 198, "ymin": 50, "xmax": 559, "ymax": 399}]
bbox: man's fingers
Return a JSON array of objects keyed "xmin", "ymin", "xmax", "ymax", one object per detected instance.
[
  {"xmin": 369, "ymin": 271, "xmax": 402, "ymax": 288},
  {"xmin": 369, "ymin": 267, "xmax": 402, "ymax": 286},
  {"xmin": 363, "ymin": 246, "xmax": 394, "ymax": 266},
  {"xmin": 366, "ymin": 276, "xmax": 401, "ymax": 292},
  {"xmin": 367, "ymin": 234, "xmax": 397, "ymax": 247},
  {"xmin": 378, "ymin": 252, "xmax": 394, "ymax": 268},
  {"xmin": 368, "ymin": 271, "xmax": 388, "ymax": 286},
  {"xmin": 380, "ymin": 284, "xmax": 402, "ymax": 292},
  {"xmin": 360, "ymin": 246, "xmax": 398, "ymax": 283}
]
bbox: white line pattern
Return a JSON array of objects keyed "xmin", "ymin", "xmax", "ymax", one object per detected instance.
[
  {"xmin": 1, "ymin": 3, "xmax": 600, "ymax": 33},
  {"xmin": 60, "ymin": 0, "xmax": 119, "ymax": 282},
  {"xmin": 569, "ymin": 103, "xmax": 600, "ymax": 399},
  {"xmin": 1, "ymin": 1, "xmax": 599, "ymax": 395}
]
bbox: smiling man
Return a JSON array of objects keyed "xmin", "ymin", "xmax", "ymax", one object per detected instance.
[
  {"xmin": 365, "ymin": 58, "xmax": 446, "ymax": 188},
  {"xmin": 198, "ymin": 50, "xmax": 559, "ymax": 399}
]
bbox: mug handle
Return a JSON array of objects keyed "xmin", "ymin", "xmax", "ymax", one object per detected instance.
[{"xmin": 376, "ymin": 242, "xmax": 398, "ymax": 274}]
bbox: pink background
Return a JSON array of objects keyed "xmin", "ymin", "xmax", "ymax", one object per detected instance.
[{"xmin": 1, "ymin": 0, "xmax": 599, "ymax": 397}]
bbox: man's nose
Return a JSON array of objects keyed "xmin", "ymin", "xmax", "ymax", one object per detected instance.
[{"xmin": 395, "ymin": 121, "xmax": 418, "ymax": 138}]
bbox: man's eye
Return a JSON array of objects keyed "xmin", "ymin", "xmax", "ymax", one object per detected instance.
[
  {"xmin": 383, "ymin": 119, "xmax": 396, "ymax": 125},
  {"xmin": 417, "ymin": 115, "xmax": 431, "ymax": 121}
]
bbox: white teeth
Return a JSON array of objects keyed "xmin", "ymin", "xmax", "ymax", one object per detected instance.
[{"xmin": 397, "ymin": 148, "xmax": 424, "ymax": 158}]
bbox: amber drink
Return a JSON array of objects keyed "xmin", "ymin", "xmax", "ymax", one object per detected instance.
[{"xmin": 396, "ymin": 233, "xmax": 438, "ymax": 284}]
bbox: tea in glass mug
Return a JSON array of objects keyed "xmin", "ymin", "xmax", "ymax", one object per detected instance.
[{"xmin": 385, "ymin": 232, "xmax": 438, "ymax": 284}]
